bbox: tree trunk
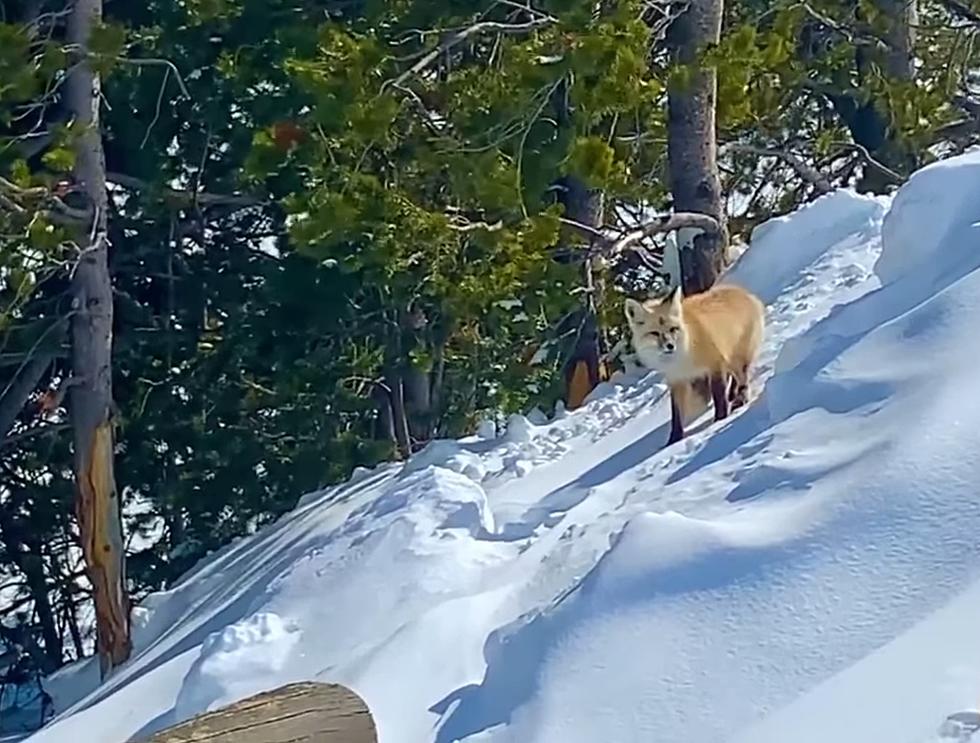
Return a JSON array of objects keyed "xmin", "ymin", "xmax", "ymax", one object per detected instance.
[
  {"xmin": 428, "ymin": 335, "xmax": 446, "ymax": 438},
  {"xmin": 65, "ymin": 0, "xmax": 132, "ymax": 678},
  {"xmin": 402, "ymin": 362, "xmax": 432, "ymax": 441},
  {"xmin": 843, "ymin": 0, "xmax": 918, "ymax": 192},
  {"xmin": 877, "ymin": 0, "xmax": 917, "ymax": 80},
  {"xmin": 557, "ymin": 177, "xmax": 607, "ymax": 410},
  {"xmin": 382, "ymin": 366, "xmax": 412, "ymax": 459},
  {"xmin": 371, "ymin": 382, "xmax": 397, "ymax": 453},
  {"xmin": 551, "ymin": 69, "xmax": 607, "ymax": 408},
  {"xmin": 664, "ymin": 0, "xmax": 727, "ymax": 295},
  {"xmin": 21, "ymin": 548, "xmax": 62, "ymax": 672}
]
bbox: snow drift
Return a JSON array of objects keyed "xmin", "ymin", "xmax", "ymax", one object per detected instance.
[{"xmin": 22, "ymin": 152, "xmax": 980, "ymax": 743}]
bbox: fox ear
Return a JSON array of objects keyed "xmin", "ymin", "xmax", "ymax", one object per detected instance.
[
  {"xmin": 667, "ymin": 285, "xmax": 683, "ymax": 312},
  {"xmin": 624, "ymin": 298, "xmax": 645, "ymax": 323}
]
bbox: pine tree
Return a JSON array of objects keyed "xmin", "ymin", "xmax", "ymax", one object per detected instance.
[
  {"xmin": 64, "ymin": 0, "xmax": 132, "ymax": 677},
  {"xmin": 664, "ymin": 0, "xmax": 727, "ymax": 293}
]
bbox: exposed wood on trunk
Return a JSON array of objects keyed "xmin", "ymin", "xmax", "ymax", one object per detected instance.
[
  {"xmin": 65, "ymin": 0, "xmax": 131, "ymax": 677},
  {"xmin": 664, "ymin": 0, "xmax": 727, "ymax": 295}
]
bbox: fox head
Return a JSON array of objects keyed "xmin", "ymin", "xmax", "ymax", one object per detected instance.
[{"xmin": 624, "ymin": 287, "xmax": 687, "ymax": 364}]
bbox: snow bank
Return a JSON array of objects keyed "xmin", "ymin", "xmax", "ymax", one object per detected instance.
[
  {"xmin": 23, "ymin": 152, "xmax": 980, "ymax": 743},
  {"xmin": 876, "ymin": 150, "xmax": 980, "ymax": 287},
  {"xmin": 173, "ymin": 612, "xmax": 301, "ymax": 721}
]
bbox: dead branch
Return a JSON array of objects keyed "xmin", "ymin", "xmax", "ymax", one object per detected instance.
[
  {"xmin": 447, "ymin": 218, "xmax": 505, "ymax": 232},
  {"xmin": 799, "ymin": 1, "xmax": 890, "ymax": 51},
  {"xmin": 114, "ymin": 57, "xmax": 191, "ymax": 100},
  {"xmin": 1, "ymin": 422, "xmax": 71, "ymax": 450},
  {"xmin": 724, "ymin": 143, "xmax": 833, "ymax": 195},
  {"xmin": 0, "ymin": 176, "xmax": 91, "ymax": 223},
  {"xmin": 560, "ymin": 212, "xmax": 717, "ymax": 265},
  {"xmin": 559, "ymin": 217, "xmax": 609, "ymax": 244},
  {"xmin": 828, "ymin": 141, "xmax": 904, "ymax": 185},
  {"xmin": 383, "ymin": 16, "xmax": 556, "ymax": 90},
  {"xmin": 0, "ymin": 351, "xmax": 56, "ymax": 442},
  {"xmin": 937, "ymin": 0, "xmax": 980, "ymax": 25},
  {"xmin": 609, "ymin": 212, "xmax": 721, "ymax": 255},
  {"xmin": 106, "ymin": 172, "xmax": 264, "ymax": 208}
]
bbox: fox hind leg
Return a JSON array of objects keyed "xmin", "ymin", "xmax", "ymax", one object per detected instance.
[
  {"xmin": 710, "ymin": 373, "xmax": 730, "ymax": 421},
  {"xmin": 729, "ymin": 362, "xmax": 751, "ymax": 410}
]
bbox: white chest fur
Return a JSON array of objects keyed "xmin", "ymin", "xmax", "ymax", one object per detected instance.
[{"xmin": 633, "ymin": 342, "xmax": 706, "ymax": 383}]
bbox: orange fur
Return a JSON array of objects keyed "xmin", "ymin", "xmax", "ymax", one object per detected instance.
[{"xmin": 625, "ymin": 282, "xmax": 765, "ymax": 442}]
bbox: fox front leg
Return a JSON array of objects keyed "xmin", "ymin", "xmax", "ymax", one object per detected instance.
[{"xmin": 667, "ymin": 386, "xmax": 685, "ymax": 446}]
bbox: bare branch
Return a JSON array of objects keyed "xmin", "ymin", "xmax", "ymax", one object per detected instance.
[
  {"xmin": 560, "ymin": 212, "xmax": 717, "ymax": 266},
  {"xmin": 447, "ymin": 218, "xmax": 505, "ymax": 232},
  {"xmin": 829, "ymin": 141, "xmax": 904, "ymax": 185},
  {"xmin": 494, "ymin": 0, "xmax": 554, "ymax": 19},
  {"xmin": 0, "ymin": 176, "xmax": 91, "ymax": 223},
  {"xmin": 106, "ymin": 172, "xmax": 265, "ymax": 209},
  {"xmin": 937, "ymin": 0, "xmax": 980, "ymax": 26},
  {"xmin": 799, "ymin": 1, "xmax": 890, "ymax": 51},
  {"xmin": 725, "ymin": 143, "xmax": 833, "ymax": 195},
  {"xmin": 559, "ymin": 217, "xmax": 609, "ymax": 244},
  {"xmin": 609, "ymin": 212, "xmax": 721, "ymax": 255},
  {"xmin": 1, "ymin": 423, "xmax": 71, "ymax": 450},
  {"xmin": 114, "ymin": 57, "xmax": 192, "ymax": 100},
  {"xmin": 383, "ymin": 16, "xmax": 556, "ymax": 91},
  {"xmin": 0, "ymin": 351, "xmax": 56, "ymax": 442}
]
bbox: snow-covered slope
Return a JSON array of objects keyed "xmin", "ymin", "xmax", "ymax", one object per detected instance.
[{"xmin": 25, "ymin": 151, "xmax": 980, "ymax": 743}]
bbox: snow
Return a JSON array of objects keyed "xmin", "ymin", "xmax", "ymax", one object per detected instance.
[{"xmin": 21, "ymin": 151, "xmax": 980, "ymax": 743}]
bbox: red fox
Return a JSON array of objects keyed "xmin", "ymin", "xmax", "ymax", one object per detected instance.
[{"xmin": 624, "ymin": 283, "xmax": 765, "ymax": 446}]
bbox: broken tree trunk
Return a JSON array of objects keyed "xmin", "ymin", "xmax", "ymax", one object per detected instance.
[
  {"xmin": 65, "ymin": 0, "xmax": 132, "ymax": 677},
  {"xmin": 664, "ymin": 0, "xmax": 728, "ymax": 295},
  {"xmin": 141, "ymin": 682, "xmax": 377, "ymax": 742}
]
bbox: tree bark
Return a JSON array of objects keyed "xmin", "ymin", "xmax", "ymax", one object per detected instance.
[
  {"xmin": 65, "ymin": 0, "xmax": 132, "ymax": 678},
  {"xmin": 21, "ymin": 547, "xmax": 62, "ymax": 672},
  {"xmin": 877, "ymin": 0, "xmax": 917, "ymax": 81},
  {"xmin": 556, "ymin": 176, "xmax": 606, "ymax": 410},
  {"xmin": 382, "ymin": 366, "xmax": 412, "ymax": 459},
  {"xmin": 664, "ymin": 0, "xmax": 727, "ymax": 295}
]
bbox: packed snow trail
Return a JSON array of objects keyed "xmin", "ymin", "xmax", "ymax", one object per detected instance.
[{"xmin": 21, "ymin": 153, "xmax": 980, "ymax": 743}]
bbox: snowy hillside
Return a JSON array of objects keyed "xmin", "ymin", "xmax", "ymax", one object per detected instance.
[{"xmin": 24, "ymin": 151, "xmax": 980, "ymax": 743}]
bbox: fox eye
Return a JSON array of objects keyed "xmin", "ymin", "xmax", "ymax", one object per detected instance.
[
  {"xmin": 669, "ymin": 326, "xmax": 680, "ymax": 334},
  {"xmin": 650, "ymin": 331, "xmax": 661, "ymax": 339}
]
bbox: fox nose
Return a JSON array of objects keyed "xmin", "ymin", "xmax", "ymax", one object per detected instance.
[{"xmin": 664, "ymin": 342, "xmax": 675, "ymax": 353}]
